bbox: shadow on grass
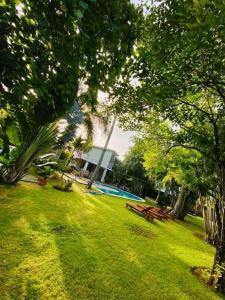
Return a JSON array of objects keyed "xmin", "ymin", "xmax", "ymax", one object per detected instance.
[{"xmin": 0, "ymin": 182, "xmax": 223, "ymax": 300}]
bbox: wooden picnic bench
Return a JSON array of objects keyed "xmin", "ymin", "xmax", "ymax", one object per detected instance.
[
  {"xmin": 126, "ymin": 203, "xmax": 154, "ymax": 222},
  {"xmin": 126, "ymin": 203, "xmax": 172, "ymax": 221},
  {"xmin": 143, "ymin": 206, "xmax": 170, "ymax": 220}
]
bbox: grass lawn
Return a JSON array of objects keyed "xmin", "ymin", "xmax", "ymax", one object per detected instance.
[{"xmin": 0, "ymin": 181, "xmax": 223, "ymax": 300}]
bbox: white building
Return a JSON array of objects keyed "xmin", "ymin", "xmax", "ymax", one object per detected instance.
[{"xmin": 73, "ymin": 146, "xmax": 118, "ymax": 182}]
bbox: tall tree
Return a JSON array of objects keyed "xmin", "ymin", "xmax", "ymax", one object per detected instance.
[
  {"xmin": 133, "ymin": 118, "xmax": 209, "ymax": 220},
  {"xmin": 111, "ymin": 1, "xmax": 225, "ymax": 291}
]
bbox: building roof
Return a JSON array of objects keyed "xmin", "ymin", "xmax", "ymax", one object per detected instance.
[{"xmin": 91, "ymin": 145, "xmax": 119, "ymax": 157}]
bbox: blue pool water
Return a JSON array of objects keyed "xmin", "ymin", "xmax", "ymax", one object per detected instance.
[{"xmin": 94, "ymin": 182, "xmax": 145, "ymax": 202}]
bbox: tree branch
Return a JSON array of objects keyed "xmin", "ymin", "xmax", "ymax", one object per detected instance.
[
  {"xmin": 175, "ymin": 98, "xmax": 213, "ymax": 121},
  {"xmin": 166, "ymin": 143, "xmax": 215, "ymax": 162},
  {"xmin": 204, "ymin": 83, "xmax": 225, "ymax": 103},
  {"xmin": 179, "ymin": 125, "xmax": 210, "ymax": 140}
]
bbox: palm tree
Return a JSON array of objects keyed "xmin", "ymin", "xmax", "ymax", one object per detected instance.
[
  {"xmin": 0, "ymin": 123, "xmax": 58, "ymax": 183},
  {"xmin": 87, "ymin": 117, "xmax": 116, "ymax": 189},
  {"xmin": 56, "ymin": 101, "xmax": 110, "ymax": 161}
]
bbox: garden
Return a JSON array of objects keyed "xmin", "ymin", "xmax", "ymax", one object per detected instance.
[
  {"xmin": 0, "ymin": 181, "xmax": 220, "ymax": 299},
  {"xmin": 1, "ymin": 0, "xmax": 225, "ymax": 299}
]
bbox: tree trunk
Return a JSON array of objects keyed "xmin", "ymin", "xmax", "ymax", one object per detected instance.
[
  {"xmin": 171, "ymin": 185, "xmax": 188, "ymax": 220},
  {"xmin": 209, "ymin": 230, "xmax": 225, "ymax": 290},
  {"xmin": 209, "ymin": 165, "xmax": 225, "ymax": 292},
  {"xmin": 1, "ymin": 158, "xmax": 29, "ymax": 184},
  {"xmin": 2, "ymin": 132, "xmax": 10, "ymax": 155},
  {"xmin": 87, "ymin": 117, "xmax": 116, "ymax": 189},
  {"xmin": 1, "ymin": 119, "xmax": 11, "ymax": 156},
  {"xmin": 201, "ymin": 196, "xmax": 217, "ymax": 245}
]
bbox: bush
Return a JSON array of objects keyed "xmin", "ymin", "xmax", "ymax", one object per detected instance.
[
  {"xmin": 53, "ymin": 179, "xmax": 73, "ymax": 192},
  {"xmin": 37, "ymin": 166, "xmax": 54, "ymax": 179},
  {"xmin": 51, "ymin": 171, "xmax": 62, "ymax": 181},
  {"xmin": 52, "ymin": 150, "xmax": 73, "ymax": 173},
  {"xmin": 156, "ymin": 191, "xmax": 171, "ymax": 208}
]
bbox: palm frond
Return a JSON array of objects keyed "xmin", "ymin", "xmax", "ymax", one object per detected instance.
[
  {"xmin": 83, "ymin": 113, "xmax": 94, "ymax": 139},
  {"xmin": 2, "ymin": 122, "xmax": 59, "ymax": 183},
  {"xmin": 59, "ymin": 101, "xmax": 83, "ymax": 146},
  {"xmin": 73, "ymin": 135, "xmax": 93, "ymax": 153}
]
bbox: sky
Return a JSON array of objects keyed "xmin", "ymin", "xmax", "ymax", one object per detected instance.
[
  {"xmin": 93, "ymin": 122, "xmax": 134, "ymax": 160},
  {"xmin": 92, "ymin": 0, "xmax": 147, "ymax": 159}
]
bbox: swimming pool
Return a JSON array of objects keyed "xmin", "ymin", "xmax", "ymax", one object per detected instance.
[{"xmin": 94, "ymin": 182, "xmax": 145, "ymax": 202}]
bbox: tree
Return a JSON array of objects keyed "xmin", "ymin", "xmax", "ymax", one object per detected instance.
[
  {"xmin": 57, "ymin": 101, "xmax": 110, "ymax": 157},
  {"xmin": 0, "ymin": 0, "xmax": 142, "ymax": 183},
  {"xmin": 1, "ymin": 0, "xmax": 141, "ymax": 123},
  {"xmin": 122, "ymin": 145, "xmax": 155, "ymax": 197},
  {"xmin": 133, "ymin": 118, "xmax": 208, "ymax": 220},
  {"xmin": 106, "ymin": 158, "xmax": 127, "ymax": 186},
  {"xmin": 106, "ymin": 144, "xmax": 155, "ymax": 197},
  {"xmin": 111, "ymin": 1, "xmax": 225, "ymax": 291}
]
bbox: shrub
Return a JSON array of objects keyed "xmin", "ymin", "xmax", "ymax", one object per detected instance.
[
  {"xmin": 157, "ymin": 192, "xmax": 171, "ymax": 208},
  {"xmin": 51, "ymin": 171, "xmax": 62, "ymax": 181},
  {"xmin": 37, "ymin": 166, "xmax": 54, "ymax": 179},
  {"xmin": 53, "ymin": 180, "xmax": 73, "ymax": 192}
]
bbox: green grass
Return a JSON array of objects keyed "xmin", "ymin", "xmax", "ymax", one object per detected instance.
[{"xmin": 0, "ymin": 181, "xmax": 222, "ymax": 299}]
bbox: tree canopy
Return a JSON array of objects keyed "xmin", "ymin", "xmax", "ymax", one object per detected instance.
[
  {"xmin": 1, "ymin": 0, "xmax": 141, "ymax": 126},
  {"xmin": 110, "ymin": 0, "xmax": 225, "ymax": 291},
  {"xmin": 0, "ymin": 0, "xmax": 142, "ymax": 183}
]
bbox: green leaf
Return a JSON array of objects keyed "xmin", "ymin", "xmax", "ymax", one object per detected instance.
[
  {"xmin": 79, "ymin": 1, "xmax": 88, "ymax": 10},
  {"xmin": 6, "ymin": 124, "xmax": 21, "ymax": 146},
  {"xmin": 0, "ymin": 0, "xmax": 6, "ymax": 7},
  {"xmin": 74, "ymin": 9, "xmax": 83, "ymax": 19}
]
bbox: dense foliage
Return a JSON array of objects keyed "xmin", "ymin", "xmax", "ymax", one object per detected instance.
[
  {"xmin": 111, "ymin": 0, "xmax": 225, "ymax": 292},
  {"xmin": 106, "ymin": 147, "xmax": 155, "ymax": 198},
  {"xmin": 132, "ymin": 113, "xmax": 216, "ymax": 218},
  {"xmin": 1, "ymin": 0, "xmax": 140, "ymax": 124},
  {"xmin": 0, "ymin": 0, "xmax": 142, "ymax": 183}
]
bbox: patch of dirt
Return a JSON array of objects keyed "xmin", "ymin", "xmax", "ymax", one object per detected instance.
[
  {"xmin": 82, "ymin": 230, "xmax": 103, "ymax": 238},
  {"xmin": 51, "ymin": 225, "xmax": 81, "ymax": 235},
  {"xmin": 51, "ymin": 225, "xmax": 66, "ymax": 234},
  {"xmin": 0, "ymin": 197, "xmax": 12, "ymax": 203},
  {"xmin": 126, "ymin": 224, "xmax": 155, "ymax": 239},
  {"xmin": 194, "ymin": 231, "xmax": 205, "ymax": 240},
  {"xmin": 191, "ymin": 266, "xmax": 212, "ymax": 286},
  {"xmin": 191, "ymin": 266, "xmax": 225, "ymax": 297}
]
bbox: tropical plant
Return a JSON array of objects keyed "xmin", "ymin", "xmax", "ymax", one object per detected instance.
[
  {"xmin": 0, "ymin": 123, "xmax": 58, "ymax": 183},
  {"xmin": 55, "ymin": 105, "xmax": 110, "ymax": 176},
  {"xmin": 56, "ymin": 109, "xmax": 94, "ymax": 160},
  {"xmin": 37, "ymin": 166, "xmax": 54, "ymax": 179}
]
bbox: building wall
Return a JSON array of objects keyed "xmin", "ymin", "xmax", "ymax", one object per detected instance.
[{"xmin": 74, "ymin": 147, "xmax": 117, "ymax": 170}]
